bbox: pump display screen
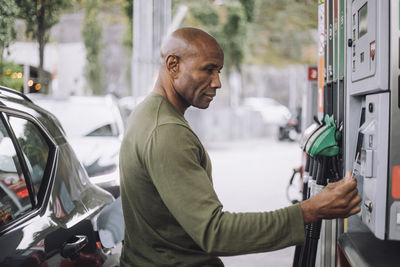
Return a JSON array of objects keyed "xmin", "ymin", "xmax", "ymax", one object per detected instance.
[{"xmin": 358, "ymin": 3, "xmax": 368, "ymax": 39}]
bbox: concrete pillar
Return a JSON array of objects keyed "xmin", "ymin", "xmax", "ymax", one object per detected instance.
[
  {"xmin": 132, "ymin": 0, "xmax": 171, "ymax": 101},
  {"xmin": 23, "ymin": 64, "xmax": 29, "ymax": 94}
]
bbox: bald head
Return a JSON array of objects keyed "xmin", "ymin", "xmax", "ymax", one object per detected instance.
[
  {"xmin": 160, "ymin": 27, "xmax": 222, "ymax": 63},
  {"xmin": 154, "ymin": 27, "xmax": 224, "ymax": 114}
]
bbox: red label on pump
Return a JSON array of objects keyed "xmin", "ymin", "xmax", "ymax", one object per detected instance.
[
  {"xmin": 392, "ymin": 166, "xmax": 400, "ymax": 199},
  {"xmin": 308, "ymin": 67, "xmax": 318, "ymax": 81}
]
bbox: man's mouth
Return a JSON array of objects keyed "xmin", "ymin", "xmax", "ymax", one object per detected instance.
[
  {"xmin": 204, "ymin": 94, "xmax": 215, "ymax": 101},
  {"xmin": 204, "ymin": 93, "xmax": 216, "ymax": 98}
]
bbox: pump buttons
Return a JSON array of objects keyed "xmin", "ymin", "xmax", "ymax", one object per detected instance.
[
  {"xmin": 369, "ymin": 103, "xmax": 374, "ymax": 113},
  {"xmin": 348, "ymin": 38, "xmax": 353, "ymax": 47}
]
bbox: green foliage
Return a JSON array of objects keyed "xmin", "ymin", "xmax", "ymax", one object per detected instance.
[
  {"xmin": 177, "ymin": 0, "xmax": 248, "ymax": 75},
  {"xmin": 122, "ymin": 0, "xmax": 133, "ymax": 48},
  {"xmin": 0, "ymin": 0, "xmax": 19, "ymax": 78},
  {"xmin": 0, "ymin": 61, "xmax": 24, "ymax": 92},
  {"xmin": 15, "ymin": 0, "xmax": 70, "ymax": 65},
  {"xmin": 219, "ymin": 4, "xmax": 246, "ymax": 72},
  {"xmin": 190, "ymin": 2, "xmax": 219, "ymax": 26},
  {"xmin": 247, "ymin": 0, "xmax": 318, "ymax": 65},
  {"xmin": 15, "ymin": 0, "xmax": 69, "ymax": 40},
  {"xmin": 15, "ymin": 0, "xmax": 70, "ymax": 93},
  {"xmin": 18, "ymin": 121, "xmax": 49, "ymax": 176},
  {"xmin": 239, "ymin": 0, "xmax": 255, "ymax": 22},
  {"xmin": 82, "ymin": 0, "xmax": 105, "ymax": 95},
  {"xmin": 173, "ymin": 0, "xmax": 317, "ymax": 67}
]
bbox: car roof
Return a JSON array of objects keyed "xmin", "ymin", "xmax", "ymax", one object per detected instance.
[{"xmin": 0, "ymin": 86, "xmax": 65, "ymax": 141}]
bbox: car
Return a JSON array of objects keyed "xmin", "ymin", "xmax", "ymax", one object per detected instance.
[
  {"xmin": 278, "ymin": 107, "xmax": 302, "ymax": 142},
  {"xmin": 242, "ymin": 97, "xmax": 292, "ymax": 125},
  {"xmin": 0, "ymin": 86, "xmax": 123, "ymax": 266},
  {"xmin": 28, "ymin": 94, "xmax": 125, "ymax": 198}
]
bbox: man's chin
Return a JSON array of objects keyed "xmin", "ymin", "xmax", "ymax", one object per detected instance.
[{"xmin": 193, "ymin": 103, "xmax": 211, "ymax": 109}]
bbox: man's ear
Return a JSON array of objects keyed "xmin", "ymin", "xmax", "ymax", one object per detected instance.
[{"xmin": 166, "ymin": 55, "xmax": 179, "ymax": 77}]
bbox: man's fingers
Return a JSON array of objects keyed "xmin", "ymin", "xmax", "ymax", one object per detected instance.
[
  {"xmin": 342, "ymin": 188, "xmax": 358, "ymax": 203},
  {"xmin": 347, "ymin": 204, "xmax": 361, "ymax": 217},
  {"xmin": 348, "ymin": 194, "xmax": 362, "ymax": 208},
  {"xmin": 330, "ymin": 198, "xmax": 361, "ymax": 218},
  {"xmin": 339, "ymin": 194, "xmax": 362, "ymax": 218},
  {"xmin": 339, "ymin": 177, "xmax": 358, "ymax": 194}
]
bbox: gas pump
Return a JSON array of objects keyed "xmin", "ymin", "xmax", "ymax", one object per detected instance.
[
  {"xmin": 302, "ymin": 0, "xmax": 400, "ymax": 266},
  {"xmin": 345, "ymin": 0, "xmax": 400, "ymax": 241}
]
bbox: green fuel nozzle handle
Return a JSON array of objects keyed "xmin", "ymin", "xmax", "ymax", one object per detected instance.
[{"xmin": 307, "ymin": 115, "xmax": 340, "ymax": 157}]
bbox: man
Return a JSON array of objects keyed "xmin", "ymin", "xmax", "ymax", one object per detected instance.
[{"xmin": 119, "ymin": 27, "xmax": 361, "ymax": 266}]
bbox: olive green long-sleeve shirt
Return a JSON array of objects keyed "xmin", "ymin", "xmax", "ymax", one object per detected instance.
[{"xmin": 119, "ymin": 93, "xmax": 305, "ymax": 267}]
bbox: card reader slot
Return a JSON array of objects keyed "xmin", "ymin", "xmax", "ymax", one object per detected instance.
[{"xmin": 355, "ymin": 107, "xmax": 366, "ymax": 164}]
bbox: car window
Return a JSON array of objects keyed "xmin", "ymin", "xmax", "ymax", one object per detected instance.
[
  {"xmin": 0, "ymin": 119, "xmax": 32, "ymax": 227},
  {"xmin": 33, "ymin": 98, "xmax": 121, "ymax": 137},
  {"xmin": 86, "ymin": 123, "xmax": 116, "ymax": 137},
  {"xmin": 7, "ymin": 117, "xmax": 49, "ymax": 196}
]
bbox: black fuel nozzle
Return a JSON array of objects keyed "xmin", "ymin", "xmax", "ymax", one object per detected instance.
[
  {"xmin": 302, "ymin": 156, "xmax": 312, "ymax": 201},
  {"xmin": 306, "ymin": 158, "xmax": 318, "ymax": 199},
  {"xmin": 316, "ymin": 157, "xmax": 327, "ymax": 186},
  {"xmin": 311, "ymin": 158, "xmax": 318, "ymax": 181},
  {"xmin": 330, "ymin": 156, "xmax": 342, "ymax": 182}
]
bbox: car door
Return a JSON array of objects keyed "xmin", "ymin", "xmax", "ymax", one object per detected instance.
[{"xmin": 0, "ymin": 110, "xmax": 57, "ymax": 266}]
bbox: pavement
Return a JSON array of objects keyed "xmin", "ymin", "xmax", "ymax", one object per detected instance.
[{"xmin": 204, "ymin": 137, "xmax": 303, "ymax": 267}]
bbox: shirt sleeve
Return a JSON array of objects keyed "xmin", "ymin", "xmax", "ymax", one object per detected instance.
[{"xmin": 143, "ymin": 123, "xmax": 305, "ymax": 256}]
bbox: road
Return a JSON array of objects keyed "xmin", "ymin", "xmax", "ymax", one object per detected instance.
[{"xmin": 204, "ymin": 138, "xmax": 303, "ymax": 267}]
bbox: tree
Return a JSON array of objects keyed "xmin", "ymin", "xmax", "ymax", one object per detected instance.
[
  {"xmin": 173, "ymin": 0, "xmax": 317, "ymax": 66},
  {"xmin": 177, "ymin": 0, "xmax": 253, "ymax": 76},
  {"xmin": 82, "ymin": 0, "xmax": 105, "ymax": 95},
  {"xmin": 247, "ymin": 0, "xmax": 318, "ymax": 65},
  {"xmin": 122, "ymin": 0, "xmax": 133, "ymax": 49},
  {"xmin": 121, "ymin": 0, "xmax": 133, "ymax": 91},
  {"xmin": 15, "ymin": 0, "xmax": 70, "ymax": 91},
  {"xmin": 0, "ymin": 0, "xmax": 19, "ymax": 79}
]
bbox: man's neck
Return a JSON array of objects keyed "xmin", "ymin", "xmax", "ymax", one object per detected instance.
[{"xmin": 153, "ymin": 78, "xmax": 189, "ymax": 114}]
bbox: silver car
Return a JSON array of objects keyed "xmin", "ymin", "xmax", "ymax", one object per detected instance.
[
  {"xmin": 0, "ymin": 86, "xmax": 123, "ymax": 266},
  {"xmin": 29, "ymin": 95, "xmax": 124, "ymax": 197}
]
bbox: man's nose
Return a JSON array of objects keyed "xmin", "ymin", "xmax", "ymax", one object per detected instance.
[{"xmin": 210, "ymin": 73, "xmax": 221, "ymax": 89}]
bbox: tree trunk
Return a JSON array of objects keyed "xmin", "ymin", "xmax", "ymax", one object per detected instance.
[
  {"xmin": 39, "ymin": 39, "xmax": 44, "ymax": 71},
  {"xmin": 38, "ymin": 0, "xmax": 45, "ymax": 71},
  {"xmin": 37, "ymin": 0, "xmax": 47, "ymax": 92}
]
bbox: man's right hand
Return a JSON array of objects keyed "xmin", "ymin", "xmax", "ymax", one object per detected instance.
[{"xmin": 300, "ymin": 171, "xmax": 362, "ymax": 224}]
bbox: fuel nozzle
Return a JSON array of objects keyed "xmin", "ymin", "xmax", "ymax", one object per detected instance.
[
  {"xmin": 296, "ymin": 115, "xmax": 342, "ymax": 267},
  {"xmin": 307, "ymin": 115, "xmax": 340, "ymax": 158}
]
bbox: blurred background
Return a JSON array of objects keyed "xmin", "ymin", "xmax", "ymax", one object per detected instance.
[
  {"xmin": 1, "ymin": 0, "xmax": 317, "ymax": 265},
  {"xmin": 0, "ymin": 0, "xmax": 317, "ymax": 142}
]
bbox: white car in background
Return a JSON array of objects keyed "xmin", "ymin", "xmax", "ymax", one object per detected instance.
[
  {"xmin": 242, "ymin": 97, "xmax": 292, "ymax": 125},
  {"xmin": 29, "ymin": 94, "xmax": 124, "ymax": 197}
]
